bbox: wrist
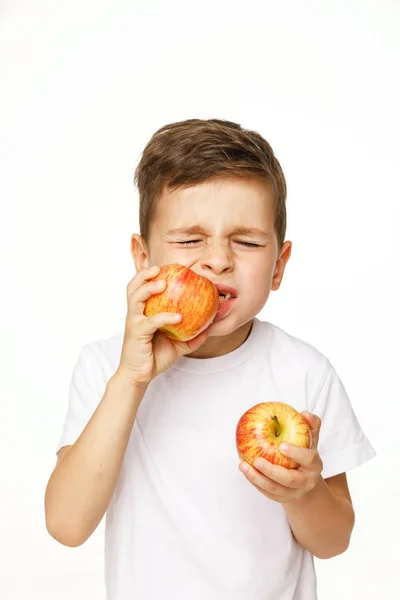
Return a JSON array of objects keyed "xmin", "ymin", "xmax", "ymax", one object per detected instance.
[
  {"xmin": 111, "ymin": 368, "xmax": 149, "ymax": 396},
  {"xmin": 283, "ymin": 475, "xmax": 325, "ymax": 512}
]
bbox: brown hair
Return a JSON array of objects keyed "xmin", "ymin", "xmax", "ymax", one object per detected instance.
[{"xmin": 134, "ymin": 118, "xmax": 287, "ymax": 248}]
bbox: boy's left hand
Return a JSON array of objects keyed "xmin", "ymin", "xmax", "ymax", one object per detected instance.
[{"xmin": 239, "ymin": 411, "xmax": 323, "ymax": 504}]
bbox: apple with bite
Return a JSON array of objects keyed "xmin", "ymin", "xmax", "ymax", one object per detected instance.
[
  {"xmin": 144, "ymin": 264, "xmax": 220, "ymax": 341},
  {"xmin": 236, "ymin": 402, "xmax": 311, "ymax": 469}
]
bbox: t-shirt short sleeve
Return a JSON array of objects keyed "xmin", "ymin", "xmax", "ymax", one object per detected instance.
[
  {"xmin": 311, "ymin": 361, "xmax": 376, "ymax": 479},
  {"xmin": 55, "ymin": 344, "xmax": 107, "ymax": 454}
]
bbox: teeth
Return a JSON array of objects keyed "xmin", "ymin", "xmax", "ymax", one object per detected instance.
[{"xmin": 219, "ymin": 292, "xmax": 232, "ymax": 300}]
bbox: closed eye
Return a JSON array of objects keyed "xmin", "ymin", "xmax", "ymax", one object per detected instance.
[
  {"xmin": 176, "ymin": 241, "xmax": 261, "ymax": 248},
  {"xmin": 176, "ymin": 240, "xmax": 201, "ymax": 245},
  {"xmin": 236, "ymin": 241, "xmax": 261, "ymax": 248}
]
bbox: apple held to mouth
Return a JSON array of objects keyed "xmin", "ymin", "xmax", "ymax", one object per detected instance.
[
  {"xmin": 236, "ymin": 402, "xmax": 311, "ymax": 470},
  {"xmin": 144, "ymin": 264, "xmax": 220, "ymax": 341}
]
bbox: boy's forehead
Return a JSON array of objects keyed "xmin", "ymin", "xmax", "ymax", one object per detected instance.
[
  {"xmin": 154, "ymin": 176, "xmax": 275, "ymax": 230},
  {"xmin": 162, "ymin": 175, "xmax": 272, "ymax": 201}
]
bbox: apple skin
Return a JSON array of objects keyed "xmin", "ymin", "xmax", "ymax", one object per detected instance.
[
  {"xmin": 236, "ymin": 402, "xmax": 312, "ymax": 470},
  {"xmin": 144, "ymin": 264, "xmax": 220, "ymax": 342}
]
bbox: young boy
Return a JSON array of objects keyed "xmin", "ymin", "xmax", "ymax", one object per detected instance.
[{"xmin": 45, "ymin": 118, "xmax": 376, "ymax": 600}]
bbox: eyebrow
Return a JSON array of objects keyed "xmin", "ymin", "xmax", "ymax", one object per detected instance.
[{"xmin": 166, "ymin": 226, "xmax": 269, "ymax": 237}]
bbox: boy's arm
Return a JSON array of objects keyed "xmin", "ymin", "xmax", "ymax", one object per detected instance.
[
  {"xmin": 282, "ymin": 472, "xmax": 355, "ymax": 559},
  {"xmin": 45, "ymin": 371, "xmax": 146, "ymax": 547},
  {"xmin": 56, "ymin": 445, "xmax": 72, "ymax": 464},
  {"xmin": 46, "ymin": 264, "xmax": 211, "ymax": 548}
]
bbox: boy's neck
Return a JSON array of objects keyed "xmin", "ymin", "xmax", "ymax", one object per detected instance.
[{"xmin": 186, "ymin": 319, "xmax": 254, "ymax": 359}]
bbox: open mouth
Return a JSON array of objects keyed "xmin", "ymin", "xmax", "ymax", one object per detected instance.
[
  {"xmin": 218, "ymin": 292, "xmax": 234, "ymax": 304},
  {"xmin": 212, "ymin": 294, "xmax": 237, "ymax": 323}
]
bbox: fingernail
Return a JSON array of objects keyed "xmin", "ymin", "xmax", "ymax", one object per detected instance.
[
  {"xmin": 240, "ymin": 462, "xmax": 249, "ymax": 472},
  {"xmin": 280, "ymin": 443, "xmax": 289, "ymax": 453}
]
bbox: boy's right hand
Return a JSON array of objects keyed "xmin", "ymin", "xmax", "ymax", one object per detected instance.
[{"xmin": 117, "ymin": 265, "xmax": 210, "ymax": 388}]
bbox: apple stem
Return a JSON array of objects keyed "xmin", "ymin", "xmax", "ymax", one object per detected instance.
[{"xmin": 272, "ymin": 416, "xmax": 281, "ymax": 437}]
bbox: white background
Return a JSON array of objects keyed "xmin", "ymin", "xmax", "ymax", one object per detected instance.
[{"xmin": 1, "ymin": 0, "xmax": 399, "ymax": 598}]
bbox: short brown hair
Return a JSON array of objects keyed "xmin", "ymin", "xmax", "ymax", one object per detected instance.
[{"xmin": 134, "ymin": 118, "xmax": 287, "ymax": 247}]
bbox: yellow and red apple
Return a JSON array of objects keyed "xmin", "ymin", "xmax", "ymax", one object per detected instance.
[
  {"xmin": 144, "ymin": 263, "xmax": 220, "ymax": 341},
  {"xmin": 236, "ymin": 402, "xmax": 311, "ymax": 470}
]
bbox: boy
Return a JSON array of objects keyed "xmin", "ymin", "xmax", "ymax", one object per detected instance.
[{"xmin": 45, "ymin": 118, "xmax": 376, "ymax": 600}]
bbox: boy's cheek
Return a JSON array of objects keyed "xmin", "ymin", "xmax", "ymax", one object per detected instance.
[{"xmin": 157, "ymin": 248, "xmax": 200, "ymax": 267}]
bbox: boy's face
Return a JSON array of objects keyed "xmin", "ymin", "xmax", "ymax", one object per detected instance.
[{"xmin": 131, "ymin": 176, "xmax": 291, "ymax": 358}]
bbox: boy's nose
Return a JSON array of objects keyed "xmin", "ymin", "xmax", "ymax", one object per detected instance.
[{"xmin": 200, "ymin": 243, "xmax": 234, "ymax": 275}]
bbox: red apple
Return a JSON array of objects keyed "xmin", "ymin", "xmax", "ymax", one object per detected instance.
[
  {"xmin": 236, "ymin": 402, "xmax": 311, "ymax": 469},
  {"xmin": 144, "ymin": 264, "xmax": 219, "ymax": 341}
]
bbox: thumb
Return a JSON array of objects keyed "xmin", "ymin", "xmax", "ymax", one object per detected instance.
[{"xmin": 302, "ymin": 411, "xmax": 321, "ymax": 449}]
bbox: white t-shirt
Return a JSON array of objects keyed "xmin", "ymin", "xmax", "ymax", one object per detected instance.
[{"xmin": 56, "ymin": 318, "xmax": 376, "ymax": 600}]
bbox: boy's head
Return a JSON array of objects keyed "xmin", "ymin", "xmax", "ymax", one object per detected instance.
[{"xmin": 131, "ymin": 118, "xmax": 292, "ymax": 356}]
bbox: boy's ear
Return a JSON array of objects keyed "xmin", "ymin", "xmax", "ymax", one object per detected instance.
[
  {"xmin": 130, "ymin": 234, "xmax": 151, "ymax": 272},
  {"xmin": 271, "ymin": 240, "xmax": 292, "ymax": 291}
]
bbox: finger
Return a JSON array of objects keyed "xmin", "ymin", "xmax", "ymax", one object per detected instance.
[
  {"xmin": 279, "ymin": 443, "xmax": 320, "ymax": 469},
  {"xmin": 141, "ymin": 312, "xmax": 183, "ymax": 335},
  {"xmin": 301, "ymin": 411, "xmax": 321, "ymax": 449},
  {"xmin": 128, "ymin": 280, "xmax": 169, "ymax": 318},
  {"xmin": 252, "ymin": 457, "xmax": 301, "ymax": 488},
  {"xmin": 252, "ymin": 481, "xmax": 291, "ymax": 504},
  {"xmin": 310, "ymin": 414, "xmax": 321, "ymax": 448},
  {"xmin": 239, "ymin": 461, "xmax": 289, "ymax": 497},
  {"xmin": 127, "ymin": 265, "xmax": 161, "ymax": 297},
  {"xmin": 138, "ymin": 277, "xmax": 166, "ymax": 296}
]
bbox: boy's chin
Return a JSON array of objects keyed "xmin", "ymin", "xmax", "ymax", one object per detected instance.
[
  {"xmin": 205, "ymin": 316, "xmax": 233, "ymax": 336},
  {"xmin": 205, "ymin": 314, "xmax": 252, "ymax": 338}
]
